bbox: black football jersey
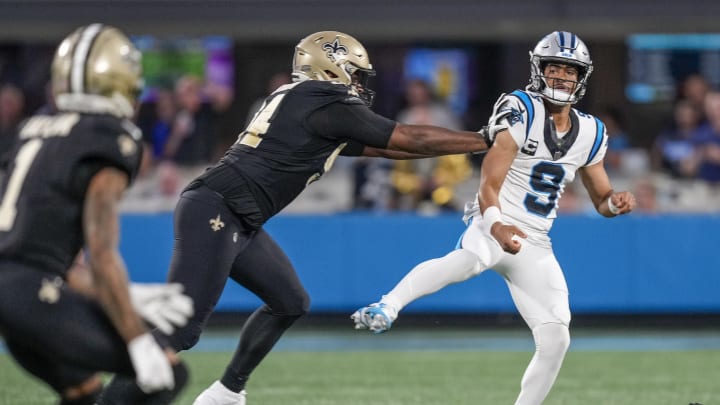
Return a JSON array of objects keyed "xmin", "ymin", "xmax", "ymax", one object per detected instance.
[
  {"xmin": 195, "ymin": 80, "xmax": 396, "ymax": 229},
  {"xmin": 0, "ymin": 112, "xmax": 142, "ymax": 276}
]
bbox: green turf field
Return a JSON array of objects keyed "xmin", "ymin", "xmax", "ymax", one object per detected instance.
[{"xmin": 1, "ymin": 347, "xmax": 718, "ymax": 404}]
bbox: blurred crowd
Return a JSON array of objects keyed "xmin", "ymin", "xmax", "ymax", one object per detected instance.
[{"xmin": 2, "ymin": 72, "xmax": 720, "ymax": 215}]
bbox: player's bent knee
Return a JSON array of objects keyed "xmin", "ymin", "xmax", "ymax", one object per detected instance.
[
  {"xmin": 448, "ymin": 249, "xmax": 484, "ymax": 278},
  {"xmin": 274, "ymin": 289, "xmax": 310, "ymax": 316},
  {"xmin": 171, "ymin": 324, "xmax": 203, "ymax": 351},
  {"xmin": 533, "ymin": 323, "xmax": 570, "ymax": 358}
]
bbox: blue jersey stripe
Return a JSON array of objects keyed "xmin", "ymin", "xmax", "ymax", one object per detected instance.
[
  {"xmin": 454, "ymin": 216, "xmax": 474, "ymax": 249},
  {"xmin": 510, "ymin": 90, "xmax": 534, "ymax": 141},
  {"xmin": 586, "ymin": 117, "xmax": 605, "ymax": 165}
]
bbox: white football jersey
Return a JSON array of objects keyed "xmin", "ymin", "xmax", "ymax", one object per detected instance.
[{"xmin": 467, "ymin": 90, "xmax": 608, "ymax": 247}]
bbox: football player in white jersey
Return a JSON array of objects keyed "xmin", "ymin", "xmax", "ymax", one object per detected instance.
[{"xmin": 353, "ymin": 31, "xmax": 636, "ymax": 405}]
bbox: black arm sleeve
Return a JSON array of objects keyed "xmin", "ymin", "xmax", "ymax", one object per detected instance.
[
  {"xmin": 306, "ymin": 101, "xmax": 396, "ymax": 149},
  {"xmin": 340, "ymin": 140, "xmax": 365, "ymax": 156}
]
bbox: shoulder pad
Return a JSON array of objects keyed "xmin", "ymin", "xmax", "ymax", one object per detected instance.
[{"xmin": 82, "ymin": 115, "xmax": 143, "ymax": 182}]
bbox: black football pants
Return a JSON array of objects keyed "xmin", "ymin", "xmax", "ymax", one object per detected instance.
[
  {"xmin": 165, "ymin": 185, "xmax": 310, "ymax": 352},
  {"xmin": 0, "ymin": 265, "xmax": 133, "ymax": 392}
]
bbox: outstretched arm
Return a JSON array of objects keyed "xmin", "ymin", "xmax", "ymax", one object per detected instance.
[
  {"xmin": 360, "ymin": 146, "xmax": 433, "ymax": 159},
  {"xmin": 385, "ymin": 123, "xmax": 488, "ymax": 156},
  {"xmin": 579, "ymin": 161, "xmax": 636, "ymax": 217}
]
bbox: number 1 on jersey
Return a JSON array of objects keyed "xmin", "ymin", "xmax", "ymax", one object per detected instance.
[{"xmin": 0, "ymin": 139, "xmax": 43, "ymax": 231}]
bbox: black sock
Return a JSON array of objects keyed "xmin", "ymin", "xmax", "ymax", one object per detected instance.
[{"xmin": 221, "ymin": 305, "xmax": 302, "ymax": 392}]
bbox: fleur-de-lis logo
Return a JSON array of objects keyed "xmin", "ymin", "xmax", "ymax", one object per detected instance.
[
  {"xmin": 209, "ymin": 214, "xmax": 225, "ymax": 232},
  {"xmin": 117, "ymin": 134, "xmax": 137, "ymax": 157},
  {"xmin": 38, "ymin": 277, "xmax": 62, "ymax": 304},
  {"xmin": 322, "ymin": 39, "xmax": 348, "ymax": 62}
]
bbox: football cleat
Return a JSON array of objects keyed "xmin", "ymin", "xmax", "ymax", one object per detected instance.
[
  {"xmin": 192, "ymin": 381, "xmax": 246, "ymax": 405},
  {"xmin": 351, "ymin": 303, "xmax": 398, "ymax": 334}
]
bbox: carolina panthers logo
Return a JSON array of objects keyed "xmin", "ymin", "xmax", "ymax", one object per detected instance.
[
  {"xmin": 506, "ymin": 107, "xmax": 525, "ymax": 126},
  {"xmin": 322, "ymin": 39, "xmax": 348, "ymax": 62}
]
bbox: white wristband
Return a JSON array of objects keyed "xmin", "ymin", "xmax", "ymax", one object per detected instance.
[
  {"xmin": 480, "ymin": 206, "xmax": 503, "ymax": 233},
  {"xmin": 607, "ymin": 197, "xmax": 620, "ymax": 215}
]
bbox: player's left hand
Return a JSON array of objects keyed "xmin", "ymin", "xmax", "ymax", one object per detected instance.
[
  {"xmin": 127, "ymin": 333, "xmax": 175, "ymax": 392},
  {"xmin": 609, "ymin": 191, "xmax": 636, "ymax": 215},
  {"xmin": 129, "ymin": 283, "xmax": 194, "ymax": 335}
]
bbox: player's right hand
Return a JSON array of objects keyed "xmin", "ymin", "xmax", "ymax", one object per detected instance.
[
  {"xmin": 478, "ymin": 116, "xmax": 511, "ymax": 148},
  {"xmin": 127, "ymin": 333, "xmax": 175, "ymax": 393},
  {"xmin": 479, "ymin": 93, "xmax": 513, "ymax": 147},
  {"xmin": 129, "ymin": 283, "xmax": 194, "ymax": 335},
  {"xmin": 490, "ymin": 223, "xmax": 527, "ymax": 254}
]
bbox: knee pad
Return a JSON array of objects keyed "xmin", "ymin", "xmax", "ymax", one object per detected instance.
[
  {"xmin": 270, "ymin": 289, "xmax": 310, "ymax": 317},
  {"xmin": 448, "ymin": 249, "xmax": 484, "ymax": 278},
  {"xmin": 167, "ymin": 323, "xmax": 203, "ymax": 351},
  {"xmin": 532, "ymin": 323, "xmax": 570, "ymax": 358}
]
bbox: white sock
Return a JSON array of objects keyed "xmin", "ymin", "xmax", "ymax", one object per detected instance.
[
  {"xmin": 515, "ymin": 323, "xmax": 570, "ymax": 405},
  {"xmin": 380, "ymin": 249, "xmax": 483, "ymax": 313}
]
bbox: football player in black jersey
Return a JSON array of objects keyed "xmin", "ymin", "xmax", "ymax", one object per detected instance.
[
  {"xmin": 101, "ymin": 30, "xmax": 493, "ymax": 405},
  {"xmin": 0, "ymin": 24, "xmax": 193, "ymax": 404}
]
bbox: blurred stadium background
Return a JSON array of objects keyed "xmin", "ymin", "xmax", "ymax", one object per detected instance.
[{"xmin": 1, "ymin": 1, "xmax": 720, "ymax": 403}]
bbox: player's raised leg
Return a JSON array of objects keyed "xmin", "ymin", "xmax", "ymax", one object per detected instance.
[{"xmin": 352, "ymin": 248, "xmax": 483, "ymax": 333}]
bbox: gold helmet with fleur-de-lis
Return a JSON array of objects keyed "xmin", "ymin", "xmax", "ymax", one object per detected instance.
[{"xmin": 293, "ymin": 31, "xmax": 376, "ymax": 106}]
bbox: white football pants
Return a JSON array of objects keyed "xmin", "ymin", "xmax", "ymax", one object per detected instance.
[{"xmin": 381, "ymin": 216, "xmax": 571, "ymax": 405}]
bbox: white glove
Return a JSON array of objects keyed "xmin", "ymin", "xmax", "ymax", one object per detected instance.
[
  {"xmin": 482, "ymin": 94, "xmax": 514, "ymax": 146},
  {"xmin": 127, "ymin": 333, "xmax": 175, "ymax": 393},
  {"xmin": 129, "ymin": 283, "xmax": 194, "ymax": 335}
]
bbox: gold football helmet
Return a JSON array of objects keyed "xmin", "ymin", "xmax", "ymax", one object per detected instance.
[
  {"xmin": 51, "ymin": 23, "xmax": 143, "ymax": 118},
  {"xmin": 293, "ymin": 31, "xmax": 376, "ymax": 106}
]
